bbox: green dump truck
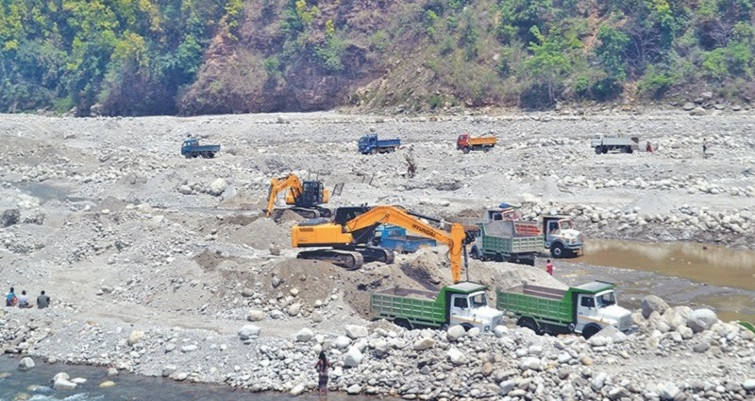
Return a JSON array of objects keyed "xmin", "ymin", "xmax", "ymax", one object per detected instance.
[
  {"xmin": 370, "ymin": 282, "xmax": 504, "ymax": 332},
  {"xmin": 496, "ymin": 281, "xmax": 632, "ymax": 339},
  {"xmin": 469, "ymin": 220, "xmax": 543, "ymax": 266}
]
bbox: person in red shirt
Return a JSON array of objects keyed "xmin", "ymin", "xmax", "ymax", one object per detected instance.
[{"xmin": 546, "ymin": 259, "xmax": 554, "ymax": 276}]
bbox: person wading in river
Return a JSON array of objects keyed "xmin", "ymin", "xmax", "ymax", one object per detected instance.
[{"xmin": 315, "ymin": 351, "xmax": 332, "ymax": 400}]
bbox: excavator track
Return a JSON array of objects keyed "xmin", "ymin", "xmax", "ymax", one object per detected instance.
[
  {"xmin": 297, "ymin": 250, "xmax": 365, "ymax": 271},
  {"xmin": 356, "ymin": 247, "xmax": 395, "ymax": 264}
]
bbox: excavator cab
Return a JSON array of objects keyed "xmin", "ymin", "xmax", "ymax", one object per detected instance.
[{"xmin": 297, "ymin": 180, "xmax": 327, "ymax": 208}]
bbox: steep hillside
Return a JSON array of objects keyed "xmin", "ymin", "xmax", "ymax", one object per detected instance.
[{"xmin": 1, "ymin": 0, "xmax": 754, "ymax": 115}]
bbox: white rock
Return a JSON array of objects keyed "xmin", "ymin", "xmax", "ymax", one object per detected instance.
[
  {"xmin": 446, "ymin": 325, "xmax": 466, "ymax": 342},
  {"xmin": 742, "ymin": 379, "xmax": 755, "ymax": 391},
  {"xmin": 687, "ymin": 308, "xmax": 718, "ymax": 333},
  {"xmin": 18, "ymin": 357, "xmax": 35, "ymax": 371},
  {"xmin": 238, "ymin": 324, "xmax": 261, "ymax": 340},
  {"xmin": 290, "ymin": 384, "xmax": 305, "ymax": 395},
  {"xmin": 246, "ymin": 310, "xmax": 266, "ymax": 322},
  {"xmin": 288, "ymin": 303, "xmax": 301, "ymax": 316},
  {"xmin": 162, "ymin": 365, "xmax": 177, "ymax": 377},
  {"xmin": 413, "ymin": 337, "xmax": 435, "ymax": 351},
  {"xmin": 345, "ymin": 324, "xmax": 368, "ymax": 339},
  {"xmin": 343, "ymin": 347, "xmax": 363, "ymax": 367},
  {"xmin": 658, "ymin": 382, "xmax": 680, "ymax": 400},
  {"xmin": 493, "ymin": 325, "xmax": 508, "ymax": 338},
  {"xmin": 346, "ymin": 384, "xmax": 362, "ymax": 394},
  {"xmin": 447, "ymin": 347, "xmax": 467, "ymax": 366},
  {"xmin": 334, "ymin": 335, "xmax": 351, "ymax": 349},
  {"xmin": 499, "ymin": 380, "xmax": 516, "ymax": 395},
  {"xmin": 519, "ymin": 357, "xmax": 541, "ymax": 371},
  {"xmin": 128, "ymin": 330, "xmax": 145, "ymax": 346},
  {"xmin": 181, "ymin": 344, "xmax": 198, "ymax": 353},
  {"xmin": 295, "ymin": 328, "xmax": 314, "ymax": 342},
  {"xmin": 208, "ymin": 178, "xmax": 227, "ymax": 196}
]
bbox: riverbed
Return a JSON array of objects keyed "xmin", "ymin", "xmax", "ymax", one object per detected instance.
[{"xmin": 555, "ymin": 239, "xmax": 755, "ymax": 323}]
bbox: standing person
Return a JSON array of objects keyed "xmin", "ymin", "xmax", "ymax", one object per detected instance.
[
  {"xmin": 315, "ymin": 351, "xmax": 332, "ymax": 399},
  {"xmin": 5, "ymin": 287, "xmax": 17, "ymax": 307},
  {"xmin": 646, "ymin": 141, "xmax": 653, "ymax": 153},
  {"xmin": 18, "ymin": 290, "xmax": 32, "ymax": 308},
  {"xmin": 546, "ymin": 259, "xmax": 554, "ymax": 276},
  {"xmin": 702, "ymin": 138, "xmax": 707, "ymax": 156},
  {"xmin": 37, "ymin": 290, "xmax": 50, "ymax": 309}
]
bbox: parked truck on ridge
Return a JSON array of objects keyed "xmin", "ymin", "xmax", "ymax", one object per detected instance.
[
  {"xmin": 371, "ymin": 282, "xmax": 504, "ymax": 331},
  {"xmin": 591, "ymin": 134, "xmax": 639, "ymax": 154},
  {"xmin": 457, "ymin": 134, "xmax": 497, "ymax": 153},
  {"xmin": 468, "ymin": 220, "xmax": 542, "ymax": 266},
  {"xmin": 181, "ymin": 138, "xmax": 220, "ymax": 158},
  {"xmin": 358, "ymin": 134, "xmax": 401, "ymax": 154},
  {"xmin": 496, "ymin": 281, "xmax": 632, "ymax": 339}
]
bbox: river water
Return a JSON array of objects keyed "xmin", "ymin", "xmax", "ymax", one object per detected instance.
[
  {"xmin": 559, "ymin": 239, "xmax": 755, "ymax": 323},
  {"xmin": 0, "ymin": 357, "xmax": 370, "ymax": 401}
]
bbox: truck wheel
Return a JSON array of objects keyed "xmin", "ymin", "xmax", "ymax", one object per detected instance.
[
  {"xmin": 550, "ymin": 243, "xmax": 565, "ymax": 258},
  {"xmin": 483, "ymin": 146, "xmax": 490, "ymax": 153},
  {"xmin": 494, "ymin": 253, "xmax": 504, "ymax": 262},
  {"xmin": 595, "ymin": 146, "xmax": 602, "ymax": 155},
  {"xmin": 525, "ymin": 258, "xmax": 535, "ymax": 266},
  {"xmin": 463, "ymin": 146, "xmax": 470, "ymax": 154},
  {"xmin": 625, "ymin": 146, "xmax": 633, "ymax": 154},
  {"xmin": 370, "ymin": 148, "xmax": 377, "ymax": 155},
  {"xmin": 209, "ymin": 152, "xmax": 216, "ymax": 158},
  {"xmin": 461, "ymin": 323, "xmax": 473, "ymax": 332},
  {"xmin": 470, "ymin": 247, "xmax": 480, "ymax": 260},
  {"xmin": 518, "ymin": 318, "xmax": 539, "ymax": 334},
  {"xmin": 582, "ymin": 325, "xmax": 600, "ymax": 339},
  {"xmin": 601, "ymin": 146, "xmax": 608, "ymax": 154}
]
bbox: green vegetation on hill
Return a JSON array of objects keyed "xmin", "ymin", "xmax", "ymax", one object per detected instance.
[{"xmin": 1, "ymin": 0, "xmax": 753, "ymax": 115}]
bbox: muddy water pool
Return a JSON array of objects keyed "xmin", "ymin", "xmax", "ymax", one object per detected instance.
[{"xmin": 555, "ymin": 239, "xmax": 755, "ymax": 323}]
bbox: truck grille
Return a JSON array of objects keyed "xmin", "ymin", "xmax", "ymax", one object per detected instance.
[{"xmin": 619, "ymin": 314, "xmax": 631, "ymax": 331}]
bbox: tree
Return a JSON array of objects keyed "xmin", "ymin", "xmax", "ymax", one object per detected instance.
[{"xmin": 525, "ymin": 26, "xmax": 570, "ymax": 103}]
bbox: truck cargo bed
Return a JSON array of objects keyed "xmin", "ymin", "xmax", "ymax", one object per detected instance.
[
  {"xmin": 497, "ymin": 284, "xmax": 573, "ymax": 325},
  {"xmin": 371, "ymin": 287, "xmax": 445, "ymax": 327}
]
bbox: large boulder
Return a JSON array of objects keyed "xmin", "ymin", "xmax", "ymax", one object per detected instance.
[
  {"xmin": 295, "ymin": 328, "xmax": 314, "ymax": 342},
  {"xmin": 641, "ymin": 296, "xmax": 669, "ymax": 318},
  {"xmin": 345, "ymin": 325, "xmax": 368, "ymax": 339},
  {"xmin": 686, "ymin": 309, "xmax": 718, "ymax": 333},
  {"xmin": 128, "ymin": 330, "xmax": 145, "ymax": 346},
  {"xmin": 18, "ymin": 357, "xmax": 35, "ymax": 371},
  {"xmin": 208, "ymin": 178, "xmax": 227, "ymax": 196},
  {"xmin": 1, "ymin": 209, "xmax": 20, "ymax": 227},
  {"xmin": 343, "ymin": 347, "xmax": 363, "ymax": 367},
  {"xmin": 246, "ymin": 310, "xmax": 266, "ymax": 322},
  {"xmin": 333, "ymin": 335, "xmax": 351, "ymax": 350},
  {"xmin": 446, "ymin": 325, "xmax": 466, "ymax": 342},
  {"xmin": 238, "ymin": 324, "xmax": 261, "ymax": 340}
]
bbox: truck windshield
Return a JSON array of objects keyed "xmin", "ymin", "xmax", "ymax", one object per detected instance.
[
  {"xmin": 559, "ymin": 220, "xmax": 574, "ymax": 230},
  {"xmin": 469, "ymin": 293, "xmax": 488, "ymax": 308},
  {"xmin": 596, "ymin": 292, "xmax": 616, "ymax": 308}
]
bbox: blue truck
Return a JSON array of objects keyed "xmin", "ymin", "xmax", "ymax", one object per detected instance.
[
  {"xmin": 371, "ymin": 225, "xmax": 436, "ymax": 253},
  {"xmin": 181, "ymin": 138, "xmax": 221, "ymax": 158},
  {"xmin": 358, "ymin": 134, "xmax": 401, "ymax": 154}
]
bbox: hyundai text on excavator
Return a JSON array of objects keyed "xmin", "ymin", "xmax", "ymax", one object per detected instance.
[
  {"xmin": 265, "ymin": 173, "xmax": 342, "ymax": 219},
  {"xmin": 291, "ymin": 205, "xmax": 470, "ymax": 283}
]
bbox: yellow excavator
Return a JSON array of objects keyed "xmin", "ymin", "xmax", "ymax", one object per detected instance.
[
  {"xmin": 265, "ymin": 173, "xmax": 341, "ymax": 219},
  {"xmin": 291, "ymin": 205, "xmax": 470, "ymax": 283}
]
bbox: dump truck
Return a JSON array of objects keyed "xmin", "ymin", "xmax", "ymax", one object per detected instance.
[
  {"xmin": 372, "ymin": 225, "xmax": 436, "ymax": 253},
  {"xmin": 543, "ymin": 215, "xmax": 583, "ymax": 258},
  {"xmin": 457, "ymin": 134, "xmax": 497, "ymax": 153},
  {"xmin": 496, "ymin": 281, "xmax": 632, "ymax": 339},
  {"xmin": 468, "ymin": 220, "xmax": 542, "ymax": 266},
  {"xmin": 371, "ymin": 282, "xmax": 504, "ymax": 331},
  {"xmin": 591, "ymin": 134, "xmax": 639, "ymax": 154},
  {"xmin": 181, "ymin": 138, "xmax": 220, "ymax": 158},
  {"xmin": 358, "ymin": 134, "xmax": 401, "ymax": 154}
]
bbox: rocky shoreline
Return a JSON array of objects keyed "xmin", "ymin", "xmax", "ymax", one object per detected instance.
[{"xmin": 2, "ymin": 294, "xmax": 754, "ymax": 400}]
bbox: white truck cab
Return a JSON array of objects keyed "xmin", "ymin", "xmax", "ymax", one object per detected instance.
[
  {"xmin": 448, "ymin": 289, "xmax": 504, "ymax": 332},
  {"xmin": 543, "ymin": 215, "xmax": 584, "ymax": 258},
  {"xmin": 574, "ymin": 290, "xmax": 632, "ymax": 336}
]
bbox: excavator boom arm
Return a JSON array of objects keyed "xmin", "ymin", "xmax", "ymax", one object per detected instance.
[
  {"xmin": 344, "ymin": 206, "xmax": 466, "ymax": 283},
  {"xmin": 265, "ymin": 174, "xmax": 303, "ymax": 216}
]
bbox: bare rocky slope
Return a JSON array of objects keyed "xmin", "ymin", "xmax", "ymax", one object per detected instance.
[{"xmin": 0, "ymin": 110, "xmax": 753, "ymax": 399}]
